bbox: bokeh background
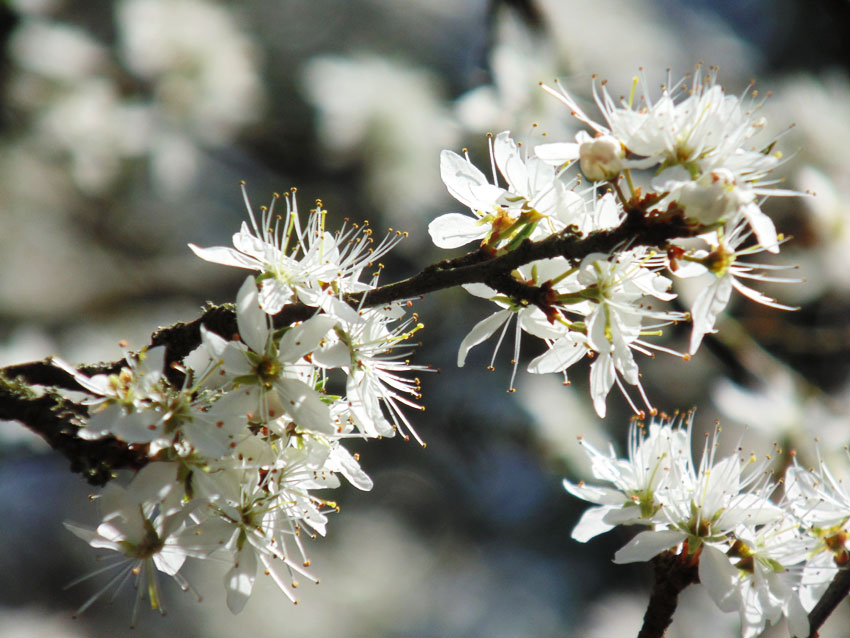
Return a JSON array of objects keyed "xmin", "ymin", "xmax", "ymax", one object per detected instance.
[{"xmin": 3, "ymin": 0, "xmax": 850, "ymax": 636}]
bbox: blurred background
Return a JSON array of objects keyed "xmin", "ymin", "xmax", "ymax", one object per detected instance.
[{"xmin": 2, "ymin": 0, "xmax": 850, "ymax": 636}]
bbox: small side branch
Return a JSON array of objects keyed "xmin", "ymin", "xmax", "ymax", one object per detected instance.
[
  {"xmin": 637, "ymin": 552, "xmax": 700, "ymax": 638},
  {"xmin": 807, "ymin": 567, "xmax": 850, "ymax": 638}
]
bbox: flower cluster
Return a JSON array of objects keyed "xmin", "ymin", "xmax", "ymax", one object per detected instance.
[
  {"xmin": 566, "ymin": 412, "xmax": 850, "ymax": 638},
  {"xmin": 59, "ymin": 185, "xmax": 425, "ymax": 624},
  {"xmin": 430, "ymin": 67, "xmax": 797, "ymax": 416},
  {"xmin": 41, "ymin": 68, "xmax": 811, "ymax": 633}
]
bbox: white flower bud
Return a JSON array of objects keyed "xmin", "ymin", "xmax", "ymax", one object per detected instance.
[{"xmin": 579, "ymin": 134, "xmax": 624, "ymax": 182}]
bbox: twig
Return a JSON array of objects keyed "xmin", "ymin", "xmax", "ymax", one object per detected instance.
[
  {"xmin": 807, "ymin": 567, "xmax": 850, "ymax": 638},
  {"xmin": 637, "ymin": 552, "xmax": 700, "ymax": 638}
]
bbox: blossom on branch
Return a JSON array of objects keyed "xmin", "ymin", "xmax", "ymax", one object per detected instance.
[
  {"xmin": 537, "ymin": 66, "xmax": 795, "ymax": 249},
  {"xmin": 190, "ymin": 183, "xmax": 403, "ymax": 314},
  {"xmin": 564, "ymin": 412, "xmax": 828, "ymax": 638},
  {"xmin": 7, "ymin": 65, "xmax": 811, "ymax": 633},
  {"xmin": 58, "ymin": 187, "xmax": 426, "ymax": 622},
  {"xmin": 430, "ymin": 69, "xmax": 798, "ymax": 419},
  {"xmin": 430, "ymin": 131, "xmax": 582, "ymax": 251}
]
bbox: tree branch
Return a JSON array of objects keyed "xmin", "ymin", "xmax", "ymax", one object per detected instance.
[
  {"xmin": 0, "ymin": 208, "xmax": 694, "ymax": 485},
  {"xmin": 637, "ymin": 552, "xmax": 700, "ymax": 638},
  {"xmin": 0, "ymin": 379, "xmax": 148, "ymax": 485},
  {"xmin": 351, "ymin": 206, "xmax": 691, "ymax": 310},
  {"xmin": 807, "ymin": 567, "xmax": 850, "ymax": 638}
]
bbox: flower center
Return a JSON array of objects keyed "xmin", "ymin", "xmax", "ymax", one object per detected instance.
[{"xmin": 256, "ymin": 357, "xmax": 281, "ymax": 386}]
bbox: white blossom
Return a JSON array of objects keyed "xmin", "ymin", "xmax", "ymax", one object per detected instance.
[
  {"xmin": 671, "ymin": 222, "xmax": 797, "ymax": 355},
  {"xmin": 430, "ymin": 131, "xmax": 581, "ymax": 251},
  {"xmin": 564, "ymin": 415, "xmax": 691, "ymax": 542},
  {"xmin": 190, "ymin": 185, "xmax": 402, "ymax": 314},
  {"xmin": 64, "ymin": 483, "xmax": 197, "ymax": 626},
  {"xmin": 201, "ymin": 276, "xmax": 336, "ymax": 434},
  {"xmin": 539, "ymin": 67, "xmax": 793, "ymax": 247}
]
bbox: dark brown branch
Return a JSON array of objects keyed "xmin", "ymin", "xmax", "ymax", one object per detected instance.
[
  {"xmin": 0, "ymin": 381, "xmax": 148, "ymax": 485},
  {"xmin": 350, "ymin": 207, "xmax": 692, "ymax": 309},
  {"xmin": 638, "ymin": 552, "xmax": 700, "ymax": 638},
  {"xmin": 0, "ymin": 208, "xmax": 695, "ymax": 485},
  {"xmin": 807, "ymin": 567, "xmax": 850, "ymax": 638},
  {"xmin": 1, "ymin": 358, "xmax": 91, "ymax": 391},
  {"xmin": 2, "ymin": 303, "xmax": 314, "ymax": 390}
]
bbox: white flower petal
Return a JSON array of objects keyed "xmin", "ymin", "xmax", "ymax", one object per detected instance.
[
  {"xmin": 153, "ymin": 546, "xmax": 186, "ymax": 576},
  {"xmin": 730, "ymin": 277, "xmax": 795, "ymax": 310},
  {"xmin": 200, "ymin": 325, "xmax": 230, "ymax": 359},
  {"xmin": 225, "ymin": 548, "xmax": 257, "ymax": 614},
  {"xmin": 457, "ymin": 309, "xmax": 512, "ymax": 367},
  {"xmin": 275, "ymin": 378, "xmax": 332, "ymax": 433},
  {"xmin": 699, "ymin": 544, "xmax": 739, "ymax": 612},
  {"xmin": 528, "ymin": 334, "xmax": 586, "ymax": 374},
  {"xmin": 716, "ymin": 494, "xmax": 782, "ymax": 529},
  {"xmin": 589, "ymin": 353, "xmax": 616, "ymax": 418},
  {"xmin": 188, "ymin": 244, "xmax": 259, "ymax": 270},
  {"xmin": 440, "ymin": 149, "xmax": 503, "ymax": 210},
  {"xmin": 462, "ymin": 282, "xmax": 497, "ymax": 299},
  {"xmin": 494, "ymin": 131, "xmax": 528, "ymax": 192},
  {"xmin": 689, "ymin": 276, "xmax": 732, "ymax": 354},
  {"xmin": 258, "ymin": 280, "xmax": 292, "ymax": 315},
  {"xmin": 63, "ymin": 521, "xmax": 99, "ymax": 545},
  {"xmin": 785, "ymin": 592, "xmax": 809, "ymax": 638},
  {"xmin": 534, "ymin": 142, "xmax": 579, "ymax": 165},
  {"xmin": 176, "ymin": 519, "xmax": 237, "ymax": 556},
  {"xmin": 125, "ymin": 462, "xmax": 179, "ymax": 504},
  {"xmin": 51, "ymin": 358, "xmax": 112, "ymax": 395},
  {"xmin": 330, "ymin": 444, "xmax": 373, "ymax": 491},
  {"xmin": 602, "ymin": 506, "xmax": 651, "ymax": 526},
  {"xmin": 312, "ymin": 341, "xmax": 351, "ymax": 368},
  {"xmin": 518, "ymin": 308, "xmax": 564, "ymax": 340},
  {"xmin": 428, "ymin": 213, "xmax": 486, "ymax": 249},
  {"xmin": 562, "ymin": 478, "xmax": 626, "ymax": 505},
  {"xmin": 613, "ymin": 529, "xmax": 686, "ymax": 564},
  {"xmin": 279, "ymin": 314, "xmax": 336, "ymax": 362},
  {"xmin": 570, "ymin": 505, "xmax": 617, "ymax": 542},
  {"xmin": 346, "ymin": 374, "xmax": 393, "ymax": 437},
  {"xmin": 236, "ymin": 276, "xmax": 269, "ymax": 354},
  {"xmin": 182, "ymin": 420, "xmax": 232, "ymax": 458},
  {"xmin": 741, "ymin": 202, "xmax": 779, "ymax": 253}
]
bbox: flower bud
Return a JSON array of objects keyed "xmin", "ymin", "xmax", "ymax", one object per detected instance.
[{"xmin": 579, "ymin": 134, "xmax": 624, "ymax": 182}]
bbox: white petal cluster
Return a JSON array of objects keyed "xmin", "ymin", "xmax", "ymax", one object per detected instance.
[
  {"xmin": 62, "ymin": 188, "xmax": 425, "ymax": 620},
  {"xmin": 539, "ymin": 67, "xmax": 796, "ymax": 252},
  {"xmin": 8, "ymin": 1, "xmax": 264, "ymax": 195},
  {"xmin": 191, "ymin": 184, "xmax": 403, "ymax": 315},
  {"xmin": 566, "ymin": 414, "xmax": 850, "ymax": 638},
  {"xmin": 431, "ymin": 131, "xmax": 584, "ymax": 252},
  {"xmin": 429, "ymin": 69, "xmax": 799, "ymax": 415},
  {"xmin": 117, "ymin": 0, "xmax": 264, "ymax": 144}
]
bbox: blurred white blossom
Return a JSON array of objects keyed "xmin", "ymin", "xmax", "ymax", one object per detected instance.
[
  {"xmin": 301, "ymin": 54, "xmax": 458, "ymax": 232},
  {"xmin": 117, "ymin": 0, "xmax": 264, "ymax": 145}
]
